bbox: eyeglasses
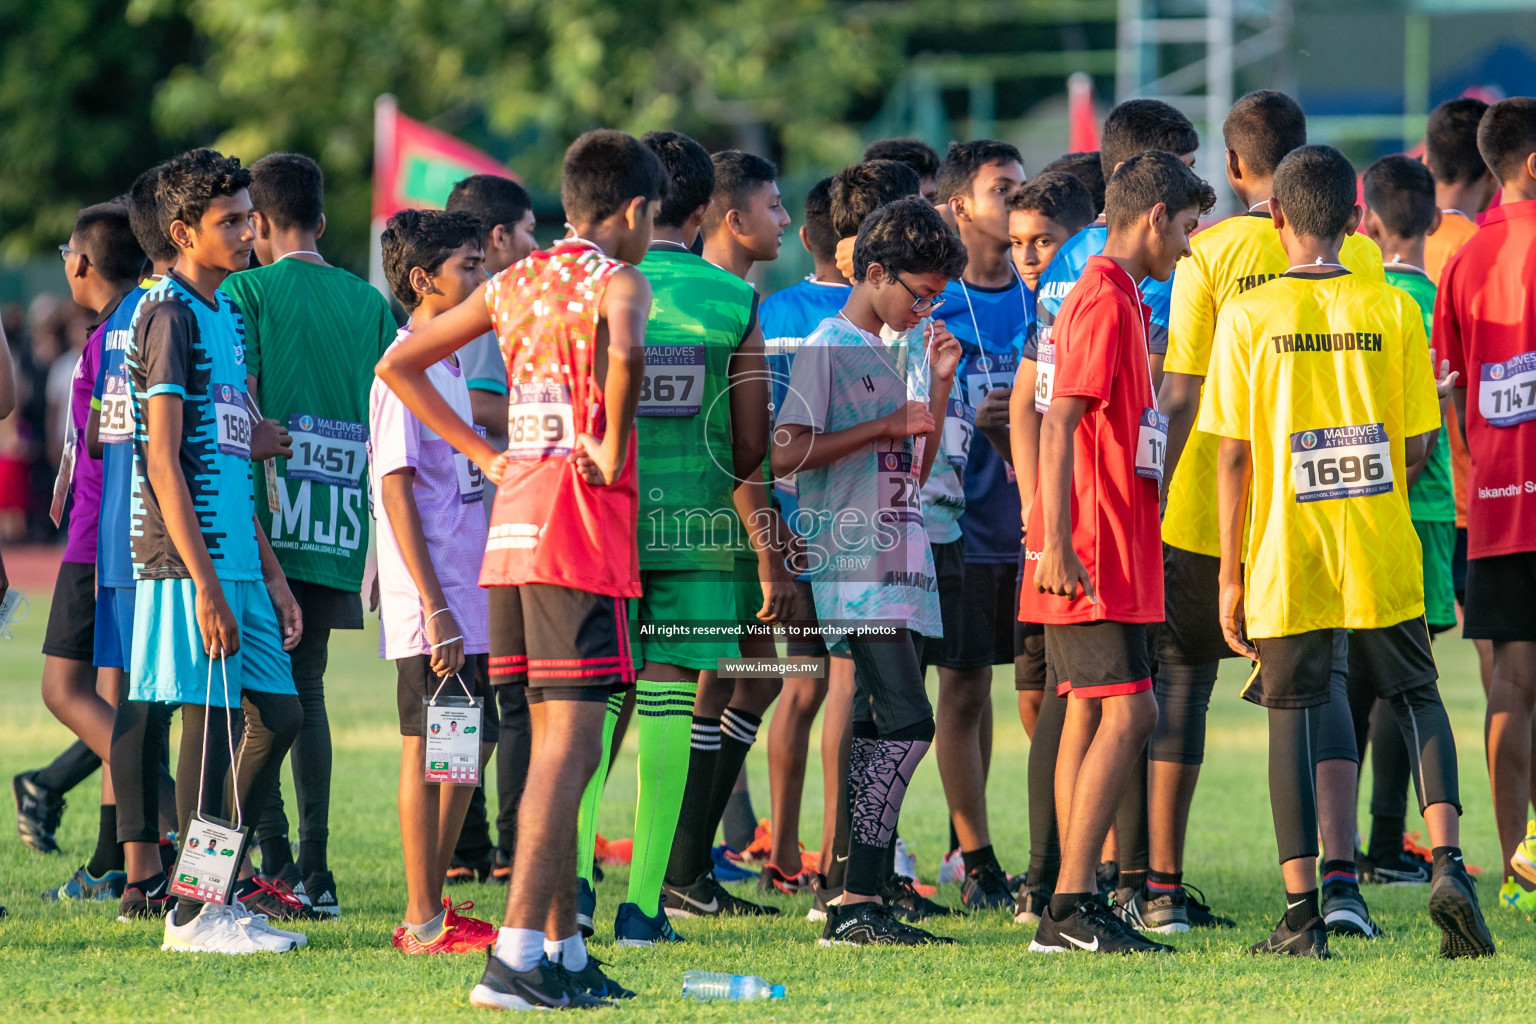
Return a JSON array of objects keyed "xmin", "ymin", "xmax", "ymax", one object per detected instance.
[
  {"xmin": 58, "ymin": 244, "xmax": 89, "ymax": 265},
  {"xmin": 886, "ymin": 269, "xmax": 945, "ymax": 315}
]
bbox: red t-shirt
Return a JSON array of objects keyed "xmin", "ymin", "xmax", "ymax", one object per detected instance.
[
  {"xmin": 1019, "ymin": 256, "xmax": 1164, "ymax": 624},
  {"xmin": 1436, "ymin": 199, "xmax": 1536, "ymax": 561},
  {"xmin": 479, "ymin": 243, "xmax": 641, "ymax": 597}
]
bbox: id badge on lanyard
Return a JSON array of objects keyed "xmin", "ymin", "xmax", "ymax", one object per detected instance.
[
  {"xmin": 1479, "ymin": 352, "xmax": 1536, "ymax": 427},
  {"xmin": 170, "ymin": 653, "xmax": 249, "ymax": 907},
  {"xmin": 424, "ymin": 672, "xmax": 483, "ymax": 785},
  {"xmin": 244, "ymin": 392, "xmax": 281, "ymax": 514},
  {"xmin": 49, "ymin": 420, "xmax": 78, "ymax": 529}
]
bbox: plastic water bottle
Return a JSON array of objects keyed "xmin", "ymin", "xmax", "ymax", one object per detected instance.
[{"xmin": 682, "ymin": 971, "xmax": 786, "ymax": 1001}]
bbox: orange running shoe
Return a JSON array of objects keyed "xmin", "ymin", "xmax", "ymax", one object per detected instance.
[
  {"xmin": 727, "ymin": 819, "xmax": 775, "ymax": 865},
  {"xmin": 758, "ymin": 864, "xmax": 818, "ymax": 896},
  {"xmin": 601, "ymin": 837, "xmax": 633, "ymax": 865},
  {"xmin": 392, "ymin": 899, "xmax": 496, "ymax": 953}
]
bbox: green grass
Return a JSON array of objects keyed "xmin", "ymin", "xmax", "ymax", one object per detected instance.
[{"xmin": 2, "ymin": 591, "xmax": 1534, "ymax": 1022}]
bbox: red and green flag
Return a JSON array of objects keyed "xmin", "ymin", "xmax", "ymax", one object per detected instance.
[{"xmin": 372, "ymin": 94, "xmax": 516, "ymax": 220}]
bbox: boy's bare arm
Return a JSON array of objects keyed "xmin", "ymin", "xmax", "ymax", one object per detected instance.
[
  {"xmin": 1033, "ymin": 396, "xmax": 1094, "ymax": 603},
  {"xmin": 727, "ymin": 322, "xmax": 771, "ymax": 484},
  {"xmin": 145, "ymin": 393, "xmax": 238, "ymax": 655},
  {"xmin": 381, "ymin": 470, "xmax": 464, "ymax": 677},
  {"xmin": 1009, "ymin": 359, "xmax": 1041, "ymax": 525},
  {"xmin": 1215, "ymin": 436, "xmax": 1255, "ymax": 659},
  {"xmin": 574, "ymin": 266, "xmax": 649, "ymax": 486},
  {"xmin": 1157, "ymin": 370, "xmax": 1204, "ymax": 502}
]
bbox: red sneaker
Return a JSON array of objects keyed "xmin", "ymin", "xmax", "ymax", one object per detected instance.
[
  {"xmin": 392, "ymin": 899, "xmax": 496, "ymax": 954},
  {"xmin": 443, "ymin": 897, "xmax": 497, "ymax": 940},
  {"xmin": 759, "ymin": 864, "xmax": 818, "ymax": 895},
  {"xmin": 727, "ymin": 819, "xmax": 775, "ymax": 865}
]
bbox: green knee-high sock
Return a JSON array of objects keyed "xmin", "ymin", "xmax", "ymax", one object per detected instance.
[
  {"xmin": 575, "ymin": 691, "xmax": 626, "ymax": 887},
  {"xmin": 627, "ymin": 680, "xmax": 696, "ymax": 916}
]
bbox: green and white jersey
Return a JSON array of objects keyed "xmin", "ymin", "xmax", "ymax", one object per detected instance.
[
  {"xmin": 224, "ymin": 257, "xmax": 397, "ymax": 590},
  {"xmin": 635, "ymin": 245, "xmax": 758, "ymax": 572}
]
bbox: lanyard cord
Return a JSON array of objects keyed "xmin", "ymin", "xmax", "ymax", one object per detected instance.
[
  {"xmin": 1285, "ymin": 257, "xmax": 1348, "ymax": 273},
  {"xmin": 275, "ymin": 250, "xmax": 324, "ymax": 262},
  {"xmin": 428, "ymin": 670, "xmax": 474, "ymax": 705},
  {"xmin": 562, "ymin": 224, "xmax": 606, "ymax": 255},
  {"xmin": 1249, "ymin": 199, "xmax": 1271, "ymax": 212},
  {"xmin": 196, "ymin": 652, "xmax": 243, "ymax": 829},
  {"xmin": 958, "ymin": 270, "xmax": 1028, "ymax": 392},
  {"xmin": 1385, "ymin": 257, "xmax": 1430, "ymax": 276}
]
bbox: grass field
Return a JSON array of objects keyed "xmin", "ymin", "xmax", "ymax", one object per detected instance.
[{"xmin": 3, "ymin": 591, "xmax": 1534, "ymax": 1022}]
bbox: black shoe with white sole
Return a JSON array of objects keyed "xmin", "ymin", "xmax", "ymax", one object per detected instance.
[
  {"xmin": 1428, "ymin": 856, "xmax": 1495, "ymax": 959},
  {"xmin": 1321, "ymin": 883, "xmax": 1382, "ymax": 937},
  {"xmin": 661, "ymin": 873, "xmax": 779, "ymax": 917},
  {"xmin": 302, "ymin": 869, "xmax": 339, "ymax": 918},
  {"xmin": 1112, "ymin": 885, "xmax": 1190, "ymax": 934},
  {"xmin": 1182, "ymin": 883, "xmax": 1237, "ymax": 928},
  {"xmin": 883, "ymin": 874, "xmax": 957, "ymax": 922},
  {"xmin": 1251, "ymin": 913, "xmax": 1330, "ymax": 958},
  {"xmin": 1013, "ymin": 884, "xmax": 1050, "ymax": 924},
  {"xmin": 468, "ymin": 952, "xmax": 608, "ymax": 1011},
  {"xmin": 1361, "ymin": 847, "xmax": 1431, "ymax": 885},
  {"xmin": 819, "ymin": 901, "xmax": 953, "ymax": 946},
  {"xmin": 1030, "ymin": 897, "xmax": 1172, "ymax": 954}
]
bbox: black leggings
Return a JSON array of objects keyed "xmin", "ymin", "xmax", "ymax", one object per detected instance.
[
  {"xmin": 256, "ymin": 624, "xmax": 332, "ymax": 867},
  {"xmin": 1346, "ymin": 668, "xmax": 1414, "ymax": 823},
  {"xmin": 1269, "ymin": 680, "xmax": 1457, "ymax": 864},
  {"xmin": 1150, "ymin": 662, "xmax": 1219, "ymax": 765},
  {"xmin": 1025, "ymin": 682, "xmax": 1066, "ymax": 886},
  {"xmin": 842, "ymin": 630, "xmax": 935, "ymax": 898}
]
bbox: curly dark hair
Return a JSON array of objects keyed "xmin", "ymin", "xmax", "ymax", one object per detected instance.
[
  {"xmin": 852, "ymin": 197, "xmax": 968, "ymax": 283},
  {"xmin": 381, "ymin": 209, "xmax": 483, "ymax": 309},
  {"xmin": 156, "ymin": 148, "xmax": 251, "ymax": 240}
]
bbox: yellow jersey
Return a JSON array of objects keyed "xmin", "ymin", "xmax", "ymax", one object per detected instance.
[
  {"xmin": 1162, "ymin": 216, "xmax": 1383, "ymax": 556},
  {"xmin": 1196, "ymin": 271, "xmax": 1441, "ymax": 638}
]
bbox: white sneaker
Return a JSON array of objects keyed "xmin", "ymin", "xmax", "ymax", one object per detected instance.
[
  {"xmin": 161, "ymin": 903, "xmax": 298, "ymax": 954},
  {"xmin": 242, "ymin": 911, "xmax": 309, "ymax": 948},
  {"xmin": 894, "ymin": 838, "xmax": 921, "ymax": 883},
  {"xmin": 938, "ymin": 848, "xmax": 965, "ymax": 887}
]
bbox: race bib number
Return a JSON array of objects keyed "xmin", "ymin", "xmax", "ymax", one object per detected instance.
[
  {"xmin": 456, "ymin": 425, "xmax": 487, "ymax": 503},
  {"xmin": 1033, "ymin": 343, "xmax": 1056, "ymax": 414},
  {"xmin": 878, "ymin": 450, "xmax": 923, "ymax": 524},
  {"xmin": 1291, "ymin": 423, "xmax": 1393, "ymax": 503},
  {"xmin": 100, "ymin": 373, "xmax": 133, "ymax": 445},
  {"xmin": 1136, "ymin": 408, "xmax": 1169, "ymax": 483},
  {"xmin": 944, "ymin": 397, "xmax": 974, "ymax": 469},
  {"xmin": 423, "ymin": 695, "xmax": 483, "ymax": 785},
  {"xmin": 169, "ymin": 814, "xmax": 248, "ymax": 907},
  {"xmin": 638, "ymin": 344, "xmax": 705, "ymax": 417},
  {"xmin": 1479, "ymin": 353, "xmax": 1536, "ymax": 427},
  {"xmin": 288, "ymin": 413, "xmax": 367, "ymax": 487},
  {"xmin": 964, "ymin": 352, "xmax": 1018, "ymax": 408},
  {"xmin": 506, "ymin": 382, "xmax": 575, "ymax": 459},
  {"xmin": 213, "ymin": 384, "xmax": 251, "ymax": 459}
]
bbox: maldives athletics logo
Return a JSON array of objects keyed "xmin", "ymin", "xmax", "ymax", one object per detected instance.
[
  {"xmin": 299, "ymin": 414, "xmax": 316, "ymax": 431},
  {"xmin": 429, "ymin": 722, "xmax": 441, "ymax": 735},
  {"xmin": 1299, "ymin": 431, "xmax": 1318, "ymax": 450},
  {"xmin": 880, "ymin": 453, "xmax": 903, "ymax": 472},
  {"xmin": 1491, "ymin": 363, "xmax": 1507, "ymax": 381},
  {"xmin": 217, "ymin": 384, "xmax": 235, "ymax": 403}
]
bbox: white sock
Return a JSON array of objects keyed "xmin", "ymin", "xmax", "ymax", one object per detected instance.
[
  {"xmin": 550, "ymin": 933, "xmax": 588, "ymax": 972},
  {"xmin": 494, "ymin": 926, "xmax": 546, "ymax": 972}
]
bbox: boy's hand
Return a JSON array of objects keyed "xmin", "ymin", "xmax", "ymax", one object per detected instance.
[
  {"xmin": 882, "ymin": 401, "xmax": 936, "ymax": 440},
  {"xmin": 571, "ymin": 435, "xmax": 621, "ymax": 485},
  {"xmin": 249, "ymin": 418, "xmax": 292, "ymax": 462},
  {"xmin": 835, "ymin": 237, "xmax": 856, "ymax": 281},
  {"xmin": 1033, "ymin": 544, "xmax": 1097, "ymax": 604},
  {"xmin": 1218, "ymin": 580, "xmax": 1256, "ymax": 659},
  {"xmin": 426, "ymin": 608, "xmax": 466, "ymax": 678},
  {"xmin": 369, "ymin": 572, "xmax": 380, "ymax": 614},
  {"xmin": 477, "ymin": 451, "xmax": 509, "ymax": 486},
  {"xmin": 976, "ymin": 387, "xmax": 1011, "ymax": 431},
  {"xmin": 1430, "ymin": 348, "xmax": 1459, "ymax": 409},
  {"xmin": 926, "ymin": 321, "xmax": 962, "ymax": 381},
  {"xmin": 196, "ymin": 584, "xmax": 241, "ymax": 656},
  {"xmin": 265, "ymin": 576, "xmax": 304, "ymax": 652}
]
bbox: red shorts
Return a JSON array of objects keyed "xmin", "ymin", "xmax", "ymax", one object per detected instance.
[{"xmin": 1043, "ymin": 621, "xmax": 1154, "ymax": 699}]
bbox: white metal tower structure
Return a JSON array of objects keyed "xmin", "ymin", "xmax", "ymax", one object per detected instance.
[{"xmin": 1116, "ymin": 0, "xmax": 1294, "ymax": 214}]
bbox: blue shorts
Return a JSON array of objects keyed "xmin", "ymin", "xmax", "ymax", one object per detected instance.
[
  {"xmin": 94, "ymin": 586, "xmax": 137, "ymax": 671},
  {"xmin": 129, "ymin": 577, "xmax": 296, "ymax": 707}
]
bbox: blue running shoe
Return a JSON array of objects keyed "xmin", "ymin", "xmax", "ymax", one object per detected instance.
[
  {"xmin": 711, "ymin": 844, "xmax": 759, "ymax": 883},
  {"xmin": 43, "ymin": 865, "xmax": 126, "ymax": 901},
  {"xmin": 577, "ymin": 878, "xmax": 597, "ymax": 939},
  {"xmin": 613, "ymin": 901, "xmax": 685, "ymax": 947}
]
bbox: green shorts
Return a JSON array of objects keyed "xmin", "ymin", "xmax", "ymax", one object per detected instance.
[
  {"xmin": 629, "ymin": 569, "xmax": 737, "ymax": 672},
  {"xmin": 1415, "ymin": 519, "xmax": 1457, "ymax": 634}
]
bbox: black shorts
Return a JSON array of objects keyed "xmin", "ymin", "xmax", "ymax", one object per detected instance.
[
  {"xmin": 488, "ymin": 583, "xmax": 635, "ymax": 695},
  {"xmin": 1014, "ymin": 620, "xmax": 1046, "ymax": 691},
  {"xmin": 1044, "ymin": 621, "xmax": 1154, "ymax": 699},
  {"xmin": 1246, "ymin": 620, "xmax": 1437, "ymax": 710},
  {"xmin": 1452, "ymin": 527, "xmax": 1469, "ymax": 605},
  {"xmin": 927, "ymin": 554, "xmax": 1019, "ymax": 671},
  {"xmin": 396, "ymin": 652, "xmax": 501, "ymax": 742},
  {"xmin": 1463, "ymin": 552, "xmax": 1536, "ymax": 642},
  {"xmin": 923, "ymin": 539, "xmax": 966, "ymax": 667},
  {"xmin": 42, "ymin": 561, "xmax": 96, "ymax": 661},
  {"xmin": 290, "ymin": 579, "xmax": 364, "ymax": 632},
  {"xmin": 1156, "ymin": 544, "xmax": 1235, "ymax": 665}
]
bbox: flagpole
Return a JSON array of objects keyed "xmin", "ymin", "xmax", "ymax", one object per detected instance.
[{"xmin": 370, "ymin": 94, "xmax": 398, "ymax": 299}]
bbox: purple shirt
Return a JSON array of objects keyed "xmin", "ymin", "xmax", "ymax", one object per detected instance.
[
  {"xmin": 368, "ymin": 328, "xmax": 490, "ymax": 660},
  {"xmin": 62, "ymin": 323, "xmax": 104, "ymax": 564}
]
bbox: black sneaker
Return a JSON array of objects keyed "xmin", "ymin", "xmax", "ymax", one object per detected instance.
[
  {"xmin": 883, "ymin": 874, "xmax": 957, "ymax": 922},
  {"xmin": 1361, "ymin": 847, "xmax": 1432, "ymax": 885},
  {"xmin": 1251, "ymin": 912, "xmax": 1330, "ymax": 958},
  {"xmin": 1321, "ymin": 883, "xmax": 1382, "ymax": 937},
  {"xmin": 1030, "ymin": 897, "xmax": 1172, "ymax": 953},
  {"xmin": 116, "ymin": 878, "xmax": 172, "ymax": 921},
  {"xmin": 960, "ymin": 864, "xmax": 1013, "ymax": 911},
  {"xmin": 1182, "ymin": 883, "xmax": 1236, "ymax": 928},
  {"xmin": 491, "ymin": 848, "xmax": 512, "ymax": 883},
  {"xmin": 1112, "ymin": 885, "xmax": 1190, "ymax": 934},
  {"xmin": 1095, "ymin": 860, "xmax": 1120, "ymax": 898},
  {"xmin": 566, "ymin": 957, "xmax": 635, "ymax": 999},
  {"xmin": 303, "ymin": 869, "xmax": 340, "ymax": 918},
  {"xmin": 1428, "ymin": 856, "xmax": 1495, "ymax": 959},
  {"xmin": 819, "ymin": 901, "xmax": 953, "ymax": 946},
  {"xmin": 13, "ymin": 772, "xmax": 64, "ymax": 854},
  {"xmin": 1013, "ymin": 884, "xmax": 1051, "ymax": 924},
  {"xmin": 577, "ymin": 877, "xmax": 596, "ymax": 938},
  {"xmin": 807, "ymin": 876, "xmax": 841, "ymax": 923},
  {"xmin": 265, "ymin": 863, "xmax": 312, "ymax": 909},
  {"xmin": 468, "ymin": 951, "xmax": 607, "ymax": 1011},
  {"xmin": 446, "ymin": 852, "xmax": 492, "ymax": 885},
  {"xmin": 661, "ymin": 873, "xmax": 779, "ymax": 918}
]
